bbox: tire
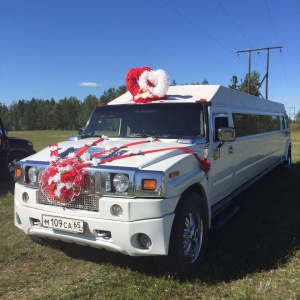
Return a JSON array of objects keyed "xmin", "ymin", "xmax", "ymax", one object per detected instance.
[
  {"xmin": 154, "ymin": 192, "xmax": 208, "ymax": 276},
  {"xmin": 282, "ymin": 145, "xmax": 291, "ymax": 169},
  {"xmin": 5, "ymin": 153, "xmax": 25, "ymax": 180}
]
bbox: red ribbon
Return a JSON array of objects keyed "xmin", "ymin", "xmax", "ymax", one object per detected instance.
[
  {"xmin": 75, "ymin": 137, "xmax": 105, "ymax": 157},
  {"xmin": 101, "ymin": 146, "xmax": 210, "ymax": 175},
  {"xmin": 50, "ymin": 143, "xmax": 59, "ymax": 157},
  {"xmin": 92, "ymin": 138, "xmax": 161, "ymax": 158}
]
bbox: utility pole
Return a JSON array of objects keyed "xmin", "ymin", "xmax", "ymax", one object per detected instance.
[{"xmin": 236, "ymin": 46, "xmax": 282, "ymax": 99}]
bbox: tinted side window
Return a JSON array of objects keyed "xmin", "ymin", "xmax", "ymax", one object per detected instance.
[{"xmin": 233, "ymin": 113, "xmax": 280, "ymax": 137}]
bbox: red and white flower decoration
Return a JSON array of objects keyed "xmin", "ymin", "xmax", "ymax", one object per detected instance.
[
  {"xmin": 39, "ymin": 159, "xmax": 84, "ymax": 204},
  {"xmin": 39, "ymin": 136, "xmax": 108, "ymax": 204},
  {"xmin": 125, "ymin": 67, "xmax": 170, "ymax": 103}
]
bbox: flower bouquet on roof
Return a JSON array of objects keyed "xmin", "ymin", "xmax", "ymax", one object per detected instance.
[{"xmin": 126, "ymin": 67, "xmax": 170, "ymax": 103}]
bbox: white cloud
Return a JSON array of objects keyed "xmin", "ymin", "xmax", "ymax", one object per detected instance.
[{"xmin": 79, "ymin": 82, "xmax": 102, "ymax": 87}]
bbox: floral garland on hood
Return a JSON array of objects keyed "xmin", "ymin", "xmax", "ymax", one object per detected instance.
[
  {"xmin": 39, "ymin": 137, "xmax": 160, "ymax": 204},
  {"xmin": 39, "ymin": 136, "xmax": 210, "ymax": 205},
  {"xmin": 126, "ymin": 67, "xmax": 170, "ymax": 103}
]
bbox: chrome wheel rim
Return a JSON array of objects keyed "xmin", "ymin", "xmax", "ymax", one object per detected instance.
[{"xmin": 183, "ymin": 211, "xmax": 203, "ymax": 263}]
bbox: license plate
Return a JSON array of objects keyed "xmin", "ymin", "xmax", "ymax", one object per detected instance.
[{"xmin": 42, "ymin": 215, "xmax": 84, "ymax": 233}]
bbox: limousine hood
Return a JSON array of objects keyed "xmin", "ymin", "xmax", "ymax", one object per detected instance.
[{"xmin": 24, "ymin": 137, "xmax": 205, "ymax": 170}]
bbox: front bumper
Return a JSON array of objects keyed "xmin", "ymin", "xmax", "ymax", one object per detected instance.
[{"xmin": 14, "ymin": 184, "xmax": 177, "ymax": 256}]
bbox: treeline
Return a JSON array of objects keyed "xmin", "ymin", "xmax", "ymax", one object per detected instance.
[
  {"xmin": 0, "ymin": 71, "xmax": 263, "ymax": 131},
  {"xmin": 0, "ymin": 86, "xmax": 127, "ymax": 131}
]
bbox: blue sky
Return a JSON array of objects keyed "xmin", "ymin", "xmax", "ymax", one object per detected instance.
[{"xmin": 1, "ymin": 0, "xmax": 299, "ymax": 116}]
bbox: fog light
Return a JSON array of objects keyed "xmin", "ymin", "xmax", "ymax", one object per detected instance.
[
  {"xmin": 22, "ymin": 192, "xmax": 29, "ymax": 203},
  {"xmin": 137, "ymin": 233, "xmax": 152, "ymax": 249},
  {"xmin": 111, "ymin": 204, "xmax": 123, "ymax": 217}
]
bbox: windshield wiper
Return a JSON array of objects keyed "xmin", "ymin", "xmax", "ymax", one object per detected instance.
[{"xmin": 127, "ymin": 133, "xmax": 152, "ymax": 138}]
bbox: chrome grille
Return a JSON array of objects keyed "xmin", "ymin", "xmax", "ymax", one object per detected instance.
[{"xmin": 39, "ymin": 192, "xmax": 99, "ymax": 212}]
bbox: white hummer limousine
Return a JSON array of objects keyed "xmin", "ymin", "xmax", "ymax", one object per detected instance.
[{"xmin": 14, "ymin": 85, "xmax": 291, "ymax": 275}]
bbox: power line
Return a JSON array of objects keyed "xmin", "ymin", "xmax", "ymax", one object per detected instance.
[
  {"xmin": 215, "ymin": 0, "xmax": 265, "ymax": 68},
  {"xmin": 215, "ymin": 0, "xmax": 252, "ymax": 47},
  {"xmin": 264, "ymin": 0, "xmax": 280, "ymax": 46},
  {"xmin": 160, "ymin": 0, "xmax": 232, "ymax": 53},
  {"xmin": 263, "ymin": 0, "xmax": 289, "ymax": 92}
]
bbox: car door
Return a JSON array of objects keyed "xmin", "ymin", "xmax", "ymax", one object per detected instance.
[{"xmin": 208, "ymin": 110, "xmax": 235, "ymax": 205}]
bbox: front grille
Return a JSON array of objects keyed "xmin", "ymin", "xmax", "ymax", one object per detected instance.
[{"xmin": 39, "ymin": 192, "xmax": 100, "ymax": 212}]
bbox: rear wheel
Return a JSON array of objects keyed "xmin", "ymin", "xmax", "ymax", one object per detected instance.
[
  {"xmin": 282, "ymin": 145, "xmax": 291, "ymax": 169},
  {"xmin": 154, "ymin": 192, "xmax": 208, "ymax": 276}
]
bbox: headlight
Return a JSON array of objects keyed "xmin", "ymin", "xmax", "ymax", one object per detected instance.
[
  {"xmin": 113, "ymin": 173, "xmax": 129, "ymax": 193},
  {"xmin": 28, "ymin": 167, "xmax": 37, "ymax": 183}
]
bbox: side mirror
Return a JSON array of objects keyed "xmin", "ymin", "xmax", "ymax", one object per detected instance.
[
  {"xmin": 214, "ymin": 127, "xmax": 236, "ymax": 160},
  {"xmin": 218, "ymin": 127, "xmax": 236, "ymax": 141},
  {"xmin": 78, "ymin": 128, "xmax": 84, "ymax": 135}
]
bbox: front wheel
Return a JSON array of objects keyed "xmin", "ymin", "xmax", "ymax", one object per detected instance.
[{"xmin": 154, "ymin": 192, "xmax": 208, "ymax": 276}]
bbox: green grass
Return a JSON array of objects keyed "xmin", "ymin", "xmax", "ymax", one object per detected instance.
[
  {"xmin": 0, "ymin": 130, "xmax": 299, "ymax": 299},
  {"xmin": 8, "ymin": 130, "xmax": 78, "ymax": 152}
]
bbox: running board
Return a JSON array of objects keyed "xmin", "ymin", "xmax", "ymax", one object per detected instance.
[{"xmin": 211, "ymin": 206, "xmax": 240, "ymax": 230}]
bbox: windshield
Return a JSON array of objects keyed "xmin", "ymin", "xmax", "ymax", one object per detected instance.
[{"xmin": 84, "ymin": 103, "xmax": 205, "ymax": 139}]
